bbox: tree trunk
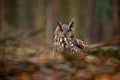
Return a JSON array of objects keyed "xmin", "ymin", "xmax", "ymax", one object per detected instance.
[
  {"xmin": 88, "ymin": 0, "xmax": 103, "ymax": 44},
  {"xmin": 88, "ymin": 0, "xmax": 96, "ymax": 44},
  {"xmin": 0, "ymin": 0, "xmax": 13, "ymax": 39},
  {"xmin": 46, "ymin": 0, "xmax": 59, "ymax": 43},
  {"xmin": 16, "ymin": 0, "xmax": 33, "ymax": 29},
  {"xmin": 113, "ymin": 0, "xmax": 120, "ymax": 36},
  {"xmin": 0, "ymin": 0, "xmax": 2, "ymax": 32},
  {"xmin": 107, "ymin": 0, "xmax": 120, "ymax": 45}
]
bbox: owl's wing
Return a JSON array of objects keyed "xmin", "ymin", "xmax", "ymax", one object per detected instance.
[{"xmin": 71, "ymin": 38, "xmax": 89, "ymax": 56}]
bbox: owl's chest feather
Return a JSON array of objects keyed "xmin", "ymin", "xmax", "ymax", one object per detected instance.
[{"xmin": 54, "ymin": 36, "xmax": 88, "ymax": 56}]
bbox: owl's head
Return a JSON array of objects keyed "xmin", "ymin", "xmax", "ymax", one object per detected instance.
[{"xmin": 55, "ymin": 21, "xmax": 75, "ymax": 38}]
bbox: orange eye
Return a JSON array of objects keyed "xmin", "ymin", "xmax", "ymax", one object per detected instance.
[{"xmin": 67, "ymin": 29, "xmax": 71, "ymax": 32}]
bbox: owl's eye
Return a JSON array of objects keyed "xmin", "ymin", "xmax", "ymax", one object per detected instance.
[
  {"xmin": 67, "ymin": 29, "xmax": 71, "ymax": 32},
  {"xmin": 59, "ymin": 29, "xmax": 63, "ymax": 32}
]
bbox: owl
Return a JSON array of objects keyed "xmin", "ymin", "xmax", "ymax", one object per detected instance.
[{"xmin": 53, "ymin": 21, "xmax": 89, "ymax": 61}]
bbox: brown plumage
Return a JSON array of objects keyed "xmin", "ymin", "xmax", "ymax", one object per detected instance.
[{"xmin": 53, "ymin": 21, "xmax": 89, "ymax": 61}]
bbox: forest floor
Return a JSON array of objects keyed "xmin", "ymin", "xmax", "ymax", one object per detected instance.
[{"xmin": 0, "ymin": 31, "xmax": 120, "ymax": 80}]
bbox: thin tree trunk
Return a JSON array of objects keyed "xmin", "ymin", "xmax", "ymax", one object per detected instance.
[
  {"xmin": 46, "ymin": 0, "xmax": 59, "ymax": 43},
  {"xmin": 17, "ymin": 0, "xmax": 33, "ymax": 28},
  {"xmin": 88, "ymin": 0, "xmax": 96, "ymax": 44},
  {"xmin": 88, "ymin": 0, "xmax": 103, "ymax": 44},
  {"xmin": 113, "ymin": 0, "xmax": 120, "ymax": 36},
  {"xmin": 107, "ymin": 0, "xmax": 120, "ymax": 45},
  {"xmin": 33, "ymin": 0, "xmax": 46, "ymax": 29},
  {"xmin": 0, "ymin": 0, "xmax": 2, "ymax": 32},
  {"xmin": 0, "ymin": 0, "xmax": 2, "ymax": 39},
  {"xmin": 0, "ymin": 0, "xmax": 10, "ymax": 39}
]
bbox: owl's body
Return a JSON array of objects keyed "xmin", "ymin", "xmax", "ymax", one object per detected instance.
[{"xmin": 53, "ymin": 21, "xmax": 89, "ymax": 61}]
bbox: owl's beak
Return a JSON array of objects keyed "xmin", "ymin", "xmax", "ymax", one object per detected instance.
[{"xmin": 64, "ymin": 32, "xmax": 67, "ymax": 37}]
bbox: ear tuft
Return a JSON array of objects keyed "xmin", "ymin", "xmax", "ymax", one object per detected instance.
[
  {"xmin": 56, "ymin": 21, "xmax": 62, "ymax": 27},
  {"xmin": 69, "ymin": 20, "xmax": 74, "ymax": 28}
]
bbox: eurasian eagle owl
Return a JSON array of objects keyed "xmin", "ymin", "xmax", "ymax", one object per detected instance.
[{"xmin": 53, "ymin": 21, "xmax": 89, "ymax": 61}]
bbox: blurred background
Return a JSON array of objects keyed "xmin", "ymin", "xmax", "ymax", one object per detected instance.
[
  {"xmin": 0, "ymin": 0, "xmax": 120, "ymax": 80},
  {"xmin": 0, "ymin": 0, "xmax": 119, "ymax": 45}
]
